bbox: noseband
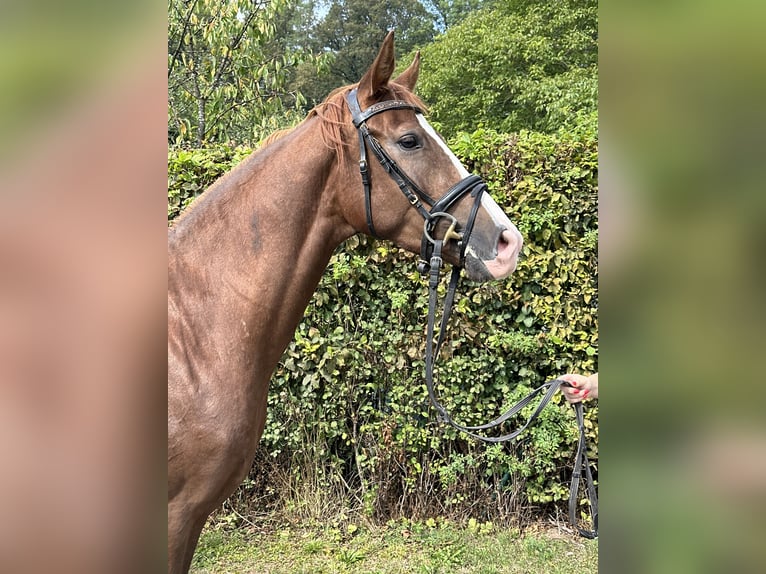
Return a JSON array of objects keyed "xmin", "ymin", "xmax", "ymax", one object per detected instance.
[
  {"xmin": 346, "ymin": 88, "xmax": 597, "ymax": 539},
  {"xmin": 345, "ymin": 88, "xmax": 486, "ymax": 275}
]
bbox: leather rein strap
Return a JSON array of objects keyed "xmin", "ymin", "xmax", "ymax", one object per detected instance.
[
  {"xmin": 424, "ymin": 241, "xmax": 598, "ymax": 538},
  {"xmin": 346, "ymin": 88, "xmax": 597, "ymax": 539}
]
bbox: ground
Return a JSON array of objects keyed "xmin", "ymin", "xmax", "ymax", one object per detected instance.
[{"xmin": 191, "ymin": 519, "xmax": 598, "ymax": 574}]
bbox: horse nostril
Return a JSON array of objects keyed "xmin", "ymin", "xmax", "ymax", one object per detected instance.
[
  {"xmin": 497, "ymin": 228, "xmax": 522, "ymax": 259},
  {"xmin": 497, "ymin": 229, "xmax": 511, "ymax": 253}
]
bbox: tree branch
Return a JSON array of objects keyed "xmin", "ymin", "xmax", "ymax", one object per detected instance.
[
  {"xmin": 206, "ymin": 6, "xmax": 260, "ymax": 98},
  {"xmin": 168, "ymin": 0, "xmax": 202, "ymax": 79}
]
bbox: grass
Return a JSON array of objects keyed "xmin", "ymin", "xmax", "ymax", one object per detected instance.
[{"xmin": 190, "ymin": 519, "xmax": 597, "ymax": 574}]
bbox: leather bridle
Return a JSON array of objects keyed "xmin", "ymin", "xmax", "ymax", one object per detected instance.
[
  {"xmin": 346, "ymin": 88, "xmax": 597, "ymax": 539},
  {"xmin": 345, "ymin": 88, "xmax": 486, "ymax": 274}
]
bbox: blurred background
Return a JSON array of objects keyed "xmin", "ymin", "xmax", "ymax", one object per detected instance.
[
  {"xmin": 1, "ymin": 0, "xmax": 765, "ymax": 572},
  {"xmin": 0, "ymin": 1, "xmax": 167, "ymax": 573},
  {"xmin": 600, "ymin": 1, "xmax": 766, "ymax": 572}
]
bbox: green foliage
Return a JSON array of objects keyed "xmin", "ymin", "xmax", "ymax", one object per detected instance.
[
  {"xmin": 415, "ymin": 0, "xmax": 597, "ymax": 138},
  {"xmin": 167, "ymin": 144, "xmax": 252, "ymax": 221},
  {"xmin": 168, "ymin": 113, "xmax": 597, "ymax": 524},
  {"xmin": 168, "ymin": 0, "xmax": 322, "ymax": 146},
  {"xmin": 192, "ymin": 521, "xmax": 598, "ymax": 573},
  {"xmin": 421, "ymin": 0, "xmax": 490, "ymax": 31},
  {"xmin": 288, "ymin": 0, "xmax": 438, "ymax": 109}
]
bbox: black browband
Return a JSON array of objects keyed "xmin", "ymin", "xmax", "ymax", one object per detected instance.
[{"xmin": 345, "ymin": 88, "xmax": 486, "ymax": 273}]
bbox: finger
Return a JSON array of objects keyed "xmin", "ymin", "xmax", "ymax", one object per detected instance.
[
  {"xmin": 559, "ymin": 374, "xmax": 578, "ymax": 387},
  {"xmin": 561, "ymin": 389, "xmax": 581, "ymax": 403}
]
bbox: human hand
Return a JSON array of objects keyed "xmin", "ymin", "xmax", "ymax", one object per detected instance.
[{"xmin": 558, "ymin": 373, "xmax": 598, "ymax": 403}]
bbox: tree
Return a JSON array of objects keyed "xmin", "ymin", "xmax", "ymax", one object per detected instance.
[
  {"xmin": 420, "ymin": 0, "xmax": 489, "ymax": 31},
  {"xmin": 415, "ymin": 0, "xmax": 597, "ymax": 137},
  {"xmin": 168, "ymin": 0, "xmax": 318, "ymax": 146},
  {"xmin": 289, "ymin": 0, "xmax": 438, "ymax": 109}
]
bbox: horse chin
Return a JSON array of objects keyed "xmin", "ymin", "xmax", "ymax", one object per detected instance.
[
  {"xmin": 463, "ymin": 249, "xmax": 519, "ymax": 282},
  {"xmin": 463, "ymin": 256, "xmax": 495, "ymax": 283},
  {"xmin": 462, "ymin": 226, "xmax": 522, "ymax": 282}
]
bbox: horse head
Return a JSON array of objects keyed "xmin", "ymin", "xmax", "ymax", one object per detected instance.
[{"xmin": 333, "ymin": 31, "xmax": 522, "ymax": 282}]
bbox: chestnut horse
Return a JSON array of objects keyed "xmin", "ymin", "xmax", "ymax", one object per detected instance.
[{"xmin": 168, "ymin": 32, "xmax": 522, "ymax": 573}]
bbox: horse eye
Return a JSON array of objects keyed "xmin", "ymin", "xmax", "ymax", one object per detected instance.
[{"xmin": 398, "ymin": 135, "xmax": 421, "ymax": 150}]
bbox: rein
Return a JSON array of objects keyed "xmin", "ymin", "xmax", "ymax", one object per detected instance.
[
  {"xmin": 423, "ymin": 239, "xmax": 598, "ymax": 538},
  {"xmin": 346, "ymin": 89, "xmax": 598, "ymax": 539}
]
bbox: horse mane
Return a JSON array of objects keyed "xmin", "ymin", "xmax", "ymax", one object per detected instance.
[{"xmin": 262, "ymin": 82, "xmax": 428, "ymax": 164}]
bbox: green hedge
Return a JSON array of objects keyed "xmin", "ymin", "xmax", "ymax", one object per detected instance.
[
  {"xmin": 168, "ymin": 115, "xmax": 598, "ymax": 523},
  {"xmin": 168, "ymin": 144, "xmax": 252, "ymax": 221}
]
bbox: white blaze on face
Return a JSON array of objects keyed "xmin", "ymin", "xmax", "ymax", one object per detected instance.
[
  {"xmin": 416, "ymin": 114, "xmax": 471, "ymax": 178},
  {"xmin": 416, "ymin": 115, "xmax": 515, "ymax": 231}
]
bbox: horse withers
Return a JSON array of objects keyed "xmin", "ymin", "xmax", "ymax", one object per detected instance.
[{"xmin": 168, "ymin": 31, "xmax": 522, "ymax": 574}]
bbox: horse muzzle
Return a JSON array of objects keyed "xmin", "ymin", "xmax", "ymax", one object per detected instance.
[
  {"xmin": 460, "ymin": 224, "xmax": 522, "ymax": 282},
  {"xmin": 421, "ymin": 178, "xmax": 523, "ymax": 283}
]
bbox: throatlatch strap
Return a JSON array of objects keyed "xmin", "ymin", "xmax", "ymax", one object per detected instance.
[{"xmin": 353, "ymin": 126, "xmax": 377, "ymax": 237}]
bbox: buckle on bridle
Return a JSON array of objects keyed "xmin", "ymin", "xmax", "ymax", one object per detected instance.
[{"xmin": 418, "ymin": 213, "xmax": 463, "ymax": 276}]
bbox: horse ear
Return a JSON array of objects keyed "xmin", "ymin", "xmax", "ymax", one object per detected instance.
[
  {"xmin": 358, "ymin": 31, "xmax": 396, "ymax": 101},
  {"xmin": 393, "ymin": 51, "xmax": 420, "ymax": 91}
]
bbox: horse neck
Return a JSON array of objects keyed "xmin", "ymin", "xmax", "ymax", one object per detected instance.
[{"xmin": 169, "ymin": 118, "xmax": 355, "ymax": 374}]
